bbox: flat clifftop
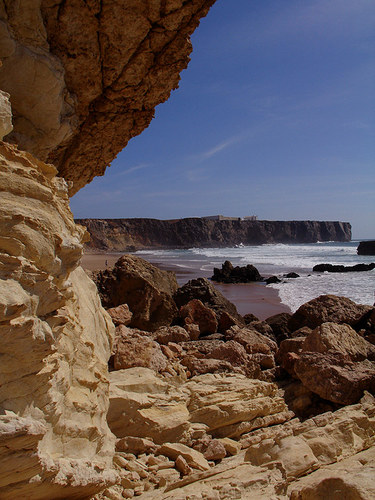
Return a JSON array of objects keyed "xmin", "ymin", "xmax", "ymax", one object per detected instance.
[{"xmin": 76, "ymin": 218, "xmax": 352, "ymax": 251}]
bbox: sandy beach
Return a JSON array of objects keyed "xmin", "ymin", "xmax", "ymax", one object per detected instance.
[{"xmin": 81, "ymin": 251, "xmax": 291, "ymax": 320}]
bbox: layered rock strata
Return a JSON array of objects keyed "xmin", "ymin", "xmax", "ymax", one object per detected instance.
[
  {"xmin": 0, "ymin": 142, "xmax": 117, "ymax": 498},
  {"xmin": 76, "ymin": 218, "xmax": 352, "ymax": 249},
  {"xmin": 0, "ymin": 0, "xmax": 216, "ymax": 193}
]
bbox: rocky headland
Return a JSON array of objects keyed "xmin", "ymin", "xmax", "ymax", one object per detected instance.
[
  {"xmin": 0, "ymin": 2, "xmax": 374, "ymax": 499},
  {"xmin": 76, "ymin": 218, "xmax": 352, "ymax": 250}
]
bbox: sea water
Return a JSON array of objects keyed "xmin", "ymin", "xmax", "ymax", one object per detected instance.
[{"xmin": 136, "ymin": 240, "xmax": 375, "ymax": 312}]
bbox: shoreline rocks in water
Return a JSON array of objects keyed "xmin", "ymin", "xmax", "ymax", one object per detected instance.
[
  {"xmin": 357, "ymin": 240, "xmax": 375, "ymax": 255},
  {"xmin": 313, "ymin": 262, "xmax": 375, "ymax": 273},
  {"xmin": 212, "ymin": 260, "xmax": 263, "ymax": 283}
]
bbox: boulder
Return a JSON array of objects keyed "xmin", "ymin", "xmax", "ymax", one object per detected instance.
[
  {"xmin": 179, "ymin": 299, "xmax": 218, "ymax": 336},
  {"xmin": 107, "ymin": 303, "xmax": 133, "ymax": 326},
  {"xmin": 266, "ymin": 312, "xmax": 292, "ymax": 344},
  {"xmin": 158, "ymin": 443, "xmax": 210, "ymax": 471},
  {"xmin": 301, "ymin": 322, "xmax": 375, "ymax": 361},
  {"xmin": 357, "ymin": 240, "xmax": 375, "ymax": 255},
  {"xmin": 94, "ymin": 254, "xmax": 179, "ymax": 331},
  {"xmin": 108, "ymin": 368, "xmax": 190, "ymax": 444},
  {"xmin": 212, "ymin": 260, "xmax": 263, "ymax": 283},
  {"xmin": 294, "ymin": 353, "xmax": 375, "ymax": 405},
  {"xmin": 285, "ymin": 272, "xmax": 300, "ymax": 278},
  {"xmin": 180, "ymin": 340, "xmax": 261, "ymax": 379},
  {"xmin": 226, "ymin": 325, "xmax": 277, "ymax": 354},
  {"xmin": 203, "ymin": 439, "xmax": 227, "ymax": 460},
  {"xmin": 265, "ymin": 275, "xmax": 282, "ymax": 284},
  {"xmin": 288, "ymin": 295, "xmax": 372, "ymax": 332},
  {"xmin": 153, "ymin": 325, "xmax": 191, "ymax": 344},
  {"xmin": 174, "ymin": 277, "xmax": 243, "ymax": 324},
  {"xmin": 112, "ymin": 326, "xmax": 168, "ymax": 372},
  {"xmin": 280, "ymin": 322, "xmax": 375, "ymax": 404}
]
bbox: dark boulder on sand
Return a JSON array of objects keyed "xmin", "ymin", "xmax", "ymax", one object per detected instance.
[
  {"xmin": 212, "ymin": 260, "xmax": 263, "ymax": 283},
  {"xmin": 93, "ymin": 254, "xmax": 178, "ymax": 331},
  {"xmin": 174, "ymin": 277, "xmax": 244, "ymax": 324}
]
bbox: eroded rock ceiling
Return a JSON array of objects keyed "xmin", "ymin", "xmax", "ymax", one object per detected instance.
[{"xmin": 0, "ymin": 0, "xmax": 216, "ymax": 194}]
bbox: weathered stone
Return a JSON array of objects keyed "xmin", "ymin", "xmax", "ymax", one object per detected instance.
[
  {"xmin": 266, "ymin": 312, "xmax": 292, "ymax": 343},
  {"xmin": 0, "ymin": 90, "xmax": 12, "ymax": 139},
  {"xmin": 107, "ymin": 303, "xmax": 133, "ymax": 326},
  {"xmin": 294, "ymin": 353, "xmax": 375, "ymax": 405},
  {"xmin": 288, "ymin": 294, "xmax": 372, "ymax": 331},
  {"xmin": 158, "ymin": 443, "xmax": 210, "ymax": 471},
  {"xmin": 154, "ymin": 325, "xmax": 191, "ymax": 344},
  {"xmin": 203, "ymin": 439, "xmax": 227, "ymax": 460},
  {"xmin": 174, "ymin": 277, "xmax": 243, "ymax": 323},
  {"xmin": 302, "ymin": 322, "xmax": 375, "ymax": 361},
  {"xmin": 112, "ymin": 326, "xmax": 168, "ymax": 372},
  {"xmin": 357, "ymin": 240, "xmax": 375, "ymax": 256},
  {"xmin": 116, "ymin": 437, "xmax": 157, "ymax": 456},
  {"xmin": 1, "ymin": 0, "xmax": 217, "ymax": 193},
  {"xmin": 226, "ymin": 325, "xmax": 277, "ymax": 354},
  {"xmin": 175, "ymin": 455, "xmax": 193, "ymax": 476},
  {"xmin": 219, "ymin": 437, "xmax": 242, "ymax": 456},
  {"xmin": 0, "ymin": 143, "xmax": 117, "ymax": 498},
  {"xmin": 94, "ymin": 254, "xmax": 179, "ymax": 331},
  {"xmin": 107, "ymin": 368, "xmax": 190, "ymax": 444},
  {"xmin": 180, "ymin": 299, "xmax": 218, "ymax": 336}
]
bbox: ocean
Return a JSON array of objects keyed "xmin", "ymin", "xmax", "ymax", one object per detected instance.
[{"xmin": 136, "ymin": 240, "xmax": 375, "ymax": 312}]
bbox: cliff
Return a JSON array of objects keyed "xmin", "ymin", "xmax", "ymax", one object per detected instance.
[{"xmin": 76, "ymin": 218, "xmax": 352, "ymax": 251}]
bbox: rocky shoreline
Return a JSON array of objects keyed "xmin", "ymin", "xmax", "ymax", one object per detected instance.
[{"xmin": 87, "ymin": 254, "xmax": 375, "ymax": 499}]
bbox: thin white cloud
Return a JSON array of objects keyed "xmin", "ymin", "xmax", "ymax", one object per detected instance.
[
  {"xmin": 115, "ymin": 163, "xmax": 151, "ymax": 176},
  {"xmin": 193, "ymin": 130, "xmax": 252, "ymax": 162}
]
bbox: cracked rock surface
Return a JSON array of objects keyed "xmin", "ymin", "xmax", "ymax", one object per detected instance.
[{"xmin": 0, "ymin": 0, "xmax": 216, "ymax": 194}]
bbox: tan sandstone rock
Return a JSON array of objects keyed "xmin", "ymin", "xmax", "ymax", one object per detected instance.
[
  {"xmin": 0, "ymin": 142, "xmax": 117, "ymax": 498},
  {"xmin": 0, "ymin": 89, "xmax": 12, "ymax": 139}
]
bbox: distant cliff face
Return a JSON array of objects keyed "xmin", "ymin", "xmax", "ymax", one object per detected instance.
[{"xmin": 76, "ymin": 218, "xmax": 352, "ymax": 251}]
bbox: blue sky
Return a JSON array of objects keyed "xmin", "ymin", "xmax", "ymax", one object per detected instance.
[{"xmin": 71, "ymin": 0, "xmax": 375, "ymax": 239}]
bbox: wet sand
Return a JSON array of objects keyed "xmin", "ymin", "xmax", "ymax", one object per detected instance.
[{"xmin": 81, "ymin": 252, "xmax": 291, "ymax": 320}]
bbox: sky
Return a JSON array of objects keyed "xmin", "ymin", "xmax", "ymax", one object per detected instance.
[{"xmin": 71, "ymin": 0, "xmax": 375, "ymax": 239}]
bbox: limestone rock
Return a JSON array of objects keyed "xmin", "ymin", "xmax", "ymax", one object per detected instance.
[
  {"xmin": 0, "ymin": 143, "xmax": 117, "ymax": 498},
  {"xmin": 174, "ymin": 277, "xmax": 243, "ymax": 324},
  {"xmin": 289, "ymin": 294, "xmax": 372, "ymax": 331},
  {"xmin": 294, "ymin": 353, "xmax": 375, "ymax": 405},
  {"xmin": 94, "ymin": 254, "xmax": 179, "ymax": 331},
  {"xmin": 107, "ymin": 368, "xmax": 190, "ymax": 444},
  {"xmin": 154, "ymin": 325, "xmax": 192, "ymax": 344},
  {"xmin": 159, "ymin": 443, "xmax": 210, "ymax": 471},
  {"xmin": 179, "ymin": 299, "xmax": 218, "ymax": 336},
  {"xmin": 107, "ymin": 303, "xmax": 133, "ymax": 326},
  {"xmin": 112, "ymin": 325, "xmax": 168, "ymax": 372},
  {"xmin": 0, "ymin": 0, "xmax": 217, "ymax": 193},
  {"xmin": 0, "ymin": 90, "xmax": 12, "ymax": 139},
  {"xmin": 226, "ymin": 325, "xmax": 277, "ymax": 354}
]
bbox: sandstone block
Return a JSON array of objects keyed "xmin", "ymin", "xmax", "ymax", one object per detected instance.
[{"xmin": 158, "ymin": 443, "xmax": 210, "ymax": 471}]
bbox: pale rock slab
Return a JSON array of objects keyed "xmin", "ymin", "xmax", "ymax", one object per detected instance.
[
  {"xmin": 0, "ymin": 89, "xmax": 12, "ymax": 139},
  {"xmin": 0, "ymin": 142, "xmax": 117, "ymax": 498}
]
